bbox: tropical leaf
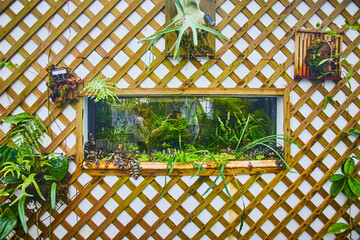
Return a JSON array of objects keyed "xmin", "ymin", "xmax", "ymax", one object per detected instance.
[
  {"xmin": 344, "ymin": 128, "xmax": 360, "ymax": 135},
  {"xmin": 48, "ymin": 155, "xmax": 69, "ymax": 182},
  {"xmin": 0, "ymin": 207, "xmax": 17, "ymax": 240},
  {"xmin": 348, "ymin": 177, "xmax": 360, "ymax": 197},
  {"xmin": 1, "ymin": 113, "xmax": 46, "ymax": 152},
  {"xmin": 51, "ymin": 182, "xmax": 57, "ymax": 210},
  {"xmin": 343, "ymin": 158, "xmax": 355, "ymax": 176},
  {"xmin": 0, "ymin": 145, "xmax": 16, "ymax": 170},
  {"xmin": 18, "ymin": 197, "xmax": 28, "ymax": 234},
  {"xmin": 327, "ymin": 222, "xmax": 349, "ymax": 234},
  {"xmin": 323, "ymin": 96, "xmax": 335, "ymax": 109},
  {"xmin": 329, "ymin": 174, "xmax": 345, "ymax": 182},
  {"xmin": 0, "ymin": 61, "xmax": 18, "ymax": 69},
  {"xmin": 330, "ymin": 178, "xmax": 345, "ymax": 196},
  {"xmin": 343, "ymin": 182, "xmax": 358, "ymax": 201}
]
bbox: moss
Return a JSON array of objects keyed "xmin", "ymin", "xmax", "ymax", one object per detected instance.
[{"xmin": 180, "ymin": 30, "xmax": 213, "ymax": 58}]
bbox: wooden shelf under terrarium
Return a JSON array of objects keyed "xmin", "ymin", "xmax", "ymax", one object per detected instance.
[
  {"xmin": 83, "ymin": 160, "xmax": 282, "ymax": 176},
  {"xmin": 165, "ymin": 0, "xmax": 216, "ymax": 57},
  {"xmin": 294, "ymin": 29, "xmax": 343, "ymax": 80}
]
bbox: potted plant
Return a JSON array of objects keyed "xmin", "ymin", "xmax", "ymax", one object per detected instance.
[{"xmin": 0, "ymin": 113, "xmax": 69, "ymax": 238}]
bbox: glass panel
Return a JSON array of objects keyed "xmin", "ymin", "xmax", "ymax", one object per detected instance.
[{"xmin": 88, "ymin": 96, "xmax": 277, "ymax": 154}]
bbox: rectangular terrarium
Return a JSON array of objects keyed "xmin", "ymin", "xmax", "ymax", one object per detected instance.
[
  {"xmin": 83, "ymin": 96, "xmax": 285, "ymax": 175},
  {"xmin": 294, "ymin": 29, "xmax": 343, "ymax": 80}
]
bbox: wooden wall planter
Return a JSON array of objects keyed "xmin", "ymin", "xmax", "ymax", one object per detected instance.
[
  {"xmin": 294, "ymin": 29, "xmax": 343, "ymax": 80},
  {"xmin": 46, "ymin": 65, "xmax": 82, "ymax": 106},
  {"xmin": 83, "ymin": 160, "xmax": 282, "ymax": 176},
  {"xmin": 165, "ymin": 0, "xmax": 216, "ymax": 57}
]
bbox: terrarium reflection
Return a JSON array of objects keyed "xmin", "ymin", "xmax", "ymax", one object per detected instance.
[{"xmin": 88, "ymin": 96, "xmax": 277, "ymax": 154}]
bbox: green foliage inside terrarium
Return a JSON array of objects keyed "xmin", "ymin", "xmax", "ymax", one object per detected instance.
[{"xmin": 86, "ymin": 96, "xmax": 283, "ymax": 161}]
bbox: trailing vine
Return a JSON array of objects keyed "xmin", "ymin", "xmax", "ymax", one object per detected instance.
[{"xmin": 327, "ymin": 156, "xmax": 360, "ymax": 238}]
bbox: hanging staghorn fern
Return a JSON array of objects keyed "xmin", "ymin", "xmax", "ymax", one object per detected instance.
[
  {"xmin": 81, "ymin": 75, "xmax": 120, "ymax": 103},
  {"xmin": 139, "ymin": 0, "xmax": 230, "ymax": 65}
]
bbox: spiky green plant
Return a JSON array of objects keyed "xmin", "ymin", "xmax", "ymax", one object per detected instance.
[{"xmin": 139, "ymin": 0, "xmax": 230, "ymax": 64}]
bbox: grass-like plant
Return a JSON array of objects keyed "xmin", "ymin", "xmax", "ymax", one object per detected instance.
[{"xmin": 139, "ymin": 0, "xmax": 230, "ymax": 64}]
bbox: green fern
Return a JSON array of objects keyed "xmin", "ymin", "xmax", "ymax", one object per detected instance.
[
  {"xmin": 81, "ymin": 75, "xmax": 120, "ymax": 103},
  {"xmin": 1, "ymin": 113, "xmax": 46, "ymax": 152}
]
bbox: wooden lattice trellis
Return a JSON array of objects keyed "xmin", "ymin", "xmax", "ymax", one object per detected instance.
[{"xmin": 1, "ymin": 0, "xmax": 360, "ymax": 239}]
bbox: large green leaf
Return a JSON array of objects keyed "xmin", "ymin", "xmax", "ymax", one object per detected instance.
[
  {"xmin": 0, "ymin": 207, "xmax": 17, "ymax": 240},
  {"xmin": 329, "ymin": 174, "xmax": 345, "ymax": 182},
  {"xmin": 50, "ymin": 182, "xmax": 57, "ymax": 210},
  {"xmin": 348, "ymin": 177, "xmax": 360, "ymax": 197},
  {"xmin": 327, "ymin": 222, "xmax": 349, "ymax": 234},
  {"xmin": 343, "ymin": 158, "xmax": 355, "ymax": 176},
  {"xmin": 18, "ymin": 197, "xmax": 28, "ymax": 234},
  {"xmin": 330, "ymin": 178, "xmax": 345, "ymax": 196},
  {"xmin": 48, "ymin": 155, "xmax": 69, "ymax": 182},
  {"xmin": 2, "ymin": 174, "xmax": 22, "ymax": 184},
  {"xmin": 343, "ymin": 182, "xmax": 358, "ymax": 201}
]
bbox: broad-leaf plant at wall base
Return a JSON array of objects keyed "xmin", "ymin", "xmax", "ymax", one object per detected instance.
[{"xmin": 0, "ymin": 113, "xmax": 69, "ymax": 239}]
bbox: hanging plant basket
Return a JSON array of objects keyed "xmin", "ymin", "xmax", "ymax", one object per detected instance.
[
  {"xmin": 46, "ymin": 65, "xmax": 82, "ymax": 107},
  {"xmin": 294, "ymin": 29, "xmax": 343, "ymax": 80}
]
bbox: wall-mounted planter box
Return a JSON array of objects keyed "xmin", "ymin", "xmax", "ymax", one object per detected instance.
[
  {"xmin": 83, "ymin": 160, "xmax": 282, "ymax": 176},
  {"xmin": 294, "ymin": 29, "xmax": 343, "ymax": 80},
  {"xmin": 165, "ymin": 0, "xmax": 216, "ymax": 57},
  {"xmin": 46, "ymin": 65, "xmax": 82, "ymax": 106}
]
